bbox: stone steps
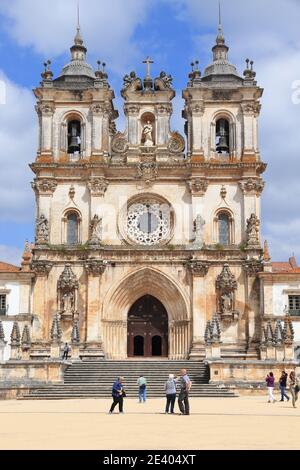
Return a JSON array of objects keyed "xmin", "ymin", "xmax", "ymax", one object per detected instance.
[{"xmin": 22, "ymin": 360, "xmax": 236, "ymax": 399}]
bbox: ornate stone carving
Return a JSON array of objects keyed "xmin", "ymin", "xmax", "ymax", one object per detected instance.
[
  {"xmin": 125, "ymin": 105, "xmax": 140, "ymax": 115},
  {"xmin": 111, "ymin": 132, "xmax": 128, "ymax": 154},
  {"xmin": 154, "ymin": 71, "xmax": 173, "ymax": 90},
  {"xmin": 57, "ymin": 265, "xmax": 79, "ymax": 319},
  {"xmin": 69, "ymin": 185, "xmax": 75, "ymax": 200},
  {"xmin": 187, "ymin": 260, "xmax": 209, "ymax": 276},
  {"xmin": 36, "ymin": 102, "xmax": 55, "ymax": 115},
  {"xmin": 156, "ymin": 104, "xmax": 173, "ymax": 115},
  {"xmin": 31, "ymin": 260, "xmax": 52, "ymax": 276},
  {"xmin": 0, "ymin": 320, "xmax": 5, "ymax": 342},
  {"xmin": 31, "ymin": 179, "xmax": 57, "ymax": 195},
  {"xmin": 274, "ymin": 320, "xmax": 284, "ymax": 345},
  {"xmin": 88, "ymin": 178, "xmax": 108, "ymax": 197},
  {"xmin": 212, "ymin": 90, "xmax": 233, "ymax": 101},
  {"xmin": 50, "ymin": 313, "xmax": 62, "ymax": 343},
  {"xmin": 11, "ymin": 321, "xmax": 21, "ymax": 346},
  {"xmin": 283, "ymin": 314, "xmax": 294, "ymax": 344},
  {"xmin": 127, "ymin": 199, "xmax": 171, "ymax": 246},
  {"xmin": 85, "ymin": 259, "xmax": 107, "ymax": 276},
  {"xmin": 192, "ymin": 215, "xmax": 205, "ymax": 248},
  {"xmin": 239, "ymin": 178, "xmax": 265, "ymax": 195},
  {"xmin": 88, "ymin": 215, "xmax": 102, "ymax": 246},
  {"xmin": 187, "ymin": 178, "xmax": 208, "ymax": 196},
  {"xmin": 137, "ymin": 162, "xmax": 158, "ymax": 185},
  {"xmin": 190, "ymin": 103, "xmax": 204, "ymax": 114},
  {"xmin": 122, "ymin": 72, "xmax": 142, "ymax": 92},
  {"xmin": 71, "ymin": 320, "xmax": 80, "ymax": 344},
  {"xmin": 246, "ymin": 214, "xmax": 260, "ymax": 247},
  {"xmin": 35, "ymin": 215, "xmax": 49, "ymax": 244},
  {"xmin": 168, "ymin": 131, "xmax": 185, "ymax": 154},
  {"xmin": 216, "ymin": 264, "xmax": 239, "ymax": 321},
  {"xmin": 21, "ymin": 325, "xmax": 31, "ymax": 348},
  {"xmin": 205, "ymin": 315, "xmax": 221, "ymax": 344},
  {"xmin": 244, "ymin": 259, "xmax": 263, "ymax": 276},
  {"xmin": 109, "ymin": 120, "xmax": 117, "ymax": 136},
  {"xmin": 241, "ymin": 102, "xmax": 261, "ymax": 116}
]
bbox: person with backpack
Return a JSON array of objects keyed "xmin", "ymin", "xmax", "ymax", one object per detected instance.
[
  {"xmin": 137, "ymin": 375, "xmax": 147, "ymax": 403},
  {"xmin": 164, "ymin": 374, "xmax": 177, "ymax": 414},
  {"xmin": 177, "ymin": 368, "xmax": 192, "ymax": 415}
]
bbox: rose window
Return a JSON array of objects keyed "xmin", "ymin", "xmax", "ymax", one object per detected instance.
[{"xmin": 127, "ymin": 201, "xmax": 171, "ymax": 245}]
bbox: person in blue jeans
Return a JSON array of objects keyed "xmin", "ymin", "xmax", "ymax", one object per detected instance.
[
  {"xmin": 279, "ymin": 371, "xmax": 289, "ymax": 402},
  {"xmin": 137, "ymin": 375, "xmax": 147, "ymax": 403}
]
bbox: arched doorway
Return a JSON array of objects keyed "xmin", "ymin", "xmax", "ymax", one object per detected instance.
[{"xmin": 127, "ymin": 295, "xmax": 168, "ymax": 357}]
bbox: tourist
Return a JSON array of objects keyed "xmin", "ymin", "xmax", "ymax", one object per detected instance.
[
  {"xmin": 266, "ymin": 372, "xmax": 276, "ymax": 403},
  {"xmin": 288, "ymin": 371, "xmax": 300, "ymax": 408},
  {"xmin": 165, "ymin": 374, "xmax": 177, "ymax": 414},
  {"xmin": 177, "ymin": 368, "xmax": 192, "ymax": 415},
  {"xmin": 279, "ymin": 370, "xmax": 289, "ymax": 402},
  {"xmin": 62, "ymin": 342, "xmax": 70, "ymax": 360},
  {"xmin": 137, "ymin": 375, "xmax": 147, "ymax": 403},
  {"xmin": 109, "ymin": 377, "xmax": 125, "ymax": 414}
]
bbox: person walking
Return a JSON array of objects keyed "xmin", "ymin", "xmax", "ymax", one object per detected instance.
[
  {"xmin": 109, "ymin": 377, "xmax": 125, "ymax": 414},
  {"xmin": 288, "ymin": 371, "xmax": 300, "ymax": 408},
  {"xmin": 279, "ymin": 370, "xmax": 289, "ymax": 402},
  {"xmin": 165, "ymin": 374, "xmax": 177, "ymax": 414},
  {"xmin": 177, "ymin": 368, "xmax": 192, "ymax": 415},
  {"xmin": 137, "ymin": 375, "xmax": 147, "ymax": 403},
  {"xmin": 62, "ymin": 343, "xmax": 70, "ymax": 360},
  {"xmin": 266, "ymin": 372, "xmax": 276, "ymax": 403}
]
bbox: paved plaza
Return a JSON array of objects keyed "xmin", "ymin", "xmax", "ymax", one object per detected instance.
[{"xmin": 0, "ymin": 396, "xmax": 299, "ymax": 450}]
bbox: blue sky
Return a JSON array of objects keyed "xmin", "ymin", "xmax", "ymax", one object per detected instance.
[{"xmin": 0, "ymin": 0, "xmax": 299, "ymax": 264}]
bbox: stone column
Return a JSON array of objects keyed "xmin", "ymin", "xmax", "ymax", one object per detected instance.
[
  {"xmin": 188, "ymin": 261, "xmax": 209, "ymax": 360},
  {"xmin": 91, "ymin": 103, "xmax": 104, "ymax": 157},
  {"xmin": 31, "ymin": 262, "xmax": 52, "ymax": 342},
  {"xmin": 83, "ymin": 260, "xmax": 106, "ymax": 360},
  {"xmin": 125, "ymin": 105, "xmax": 140, "ymax": 146}
]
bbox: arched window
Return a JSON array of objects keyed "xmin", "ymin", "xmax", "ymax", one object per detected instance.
[
  {"xmin": 67, "ymin": 212, "xmax": 79, "ymax": 245},
  {"xmin": 67, "ymin": 120, "xmax": 81, "ymax": 155},
  {"xmin": 216, "ymin": 118, "xmax": 230, "ymax": 155},
  {"xmin": 218, "ymin": 212, "xmax": 230, "ymax": 245}
]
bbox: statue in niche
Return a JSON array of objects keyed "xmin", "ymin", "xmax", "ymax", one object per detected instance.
[
  {"xmin": 246, "ymin": 213, "xmax": 260, "ymax": 246},
  {"xmin": 35, "ymin": 214, "xmax": 49, "ymax": 242},
  {"xmin": 193, "ymin": 214, "xmax": 205, "ymax": 247},
  {"xmin": 142, "ymin": 121, "xmax": 154, "ymax": 147},
  {"xmin": 89, "ymin": 215, "xmax": 102, "ymax": 245},
  {"xmin": 60, "ymin": 291, "xmax": 75, "ymax": 315},
  {"xmin": 221, "ymin": 292, "xmax": 233, "ymax": 314}
]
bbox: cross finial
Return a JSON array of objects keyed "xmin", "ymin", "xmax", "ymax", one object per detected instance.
[
  {"xmin": 143, "ymin": 56, "xmax": 154, "ymax": 77},
  {"xmin": 219, "ymin": 0, "xmax": 221, "ymax": 28},
  {"xmin": 77, "ymin": 1, "xmax": 80, "ymax": 29}
]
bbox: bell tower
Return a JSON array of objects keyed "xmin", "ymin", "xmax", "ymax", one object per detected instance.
[{"xmin": 182, "ymin": 12, "xmax": 266, "ymax": 358}]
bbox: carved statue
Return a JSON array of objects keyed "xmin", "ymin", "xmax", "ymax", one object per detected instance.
[
  {"xmin": 35, "ymin": 215, "xmax": 49, "ymax": 243},
  {"xmin": 57, "ymin": 264, "xmax": 79, "ymax": 318},
  {"xmin": 142, "ymin": 121, "xmax": 154, "ymax": 147},
  {"xmin": 193, "ymin": 214, "xmax": 205, "ymax": 247},
  {"xmin": 159, "ymin": 71, "xmax": 173, "ymax": 88},
  {"xmin": 246, "ymin": 213, "xmax": 260, "ymax": 246},
  {"xmin": 221, "ymin": 292, "xmax": 233, "ymax": 314},
  {"xmin": 89, "ymin": 215, "xmax": 102, "ymax": 245},
  {"xmin": 123, "ymin": 71, "xmax": 137, "ymax": 88}
]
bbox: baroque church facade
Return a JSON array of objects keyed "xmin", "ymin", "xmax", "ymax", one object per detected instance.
[
  {"xmin": 28, "ymin": 20, "xmax": 267, "ymax": 362},
  {"xmin": 0, "ymin": 18, "xmax": 297, "ymax": 376}
]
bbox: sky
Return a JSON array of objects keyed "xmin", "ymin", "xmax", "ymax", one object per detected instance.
[{"xmin": 0, "ymin": 0, "xmax": 299, "ymax": 265}]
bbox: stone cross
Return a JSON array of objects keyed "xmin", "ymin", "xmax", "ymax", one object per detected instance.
[{"xmin": 143, "ymin": 57, "xmax": 154, "ymax": 77}]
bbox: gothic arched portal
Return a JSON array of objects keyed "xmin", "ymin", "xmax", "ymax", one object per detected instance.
[{"xmin": 127, "ymin": 295, "xmax": 168, "ymax": 357}]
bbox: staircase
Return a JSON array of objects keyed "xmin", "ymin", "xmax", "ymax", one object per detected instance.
[{"xmin": 22, "ymin": 361, "xmax": 236, "ymax": 399}]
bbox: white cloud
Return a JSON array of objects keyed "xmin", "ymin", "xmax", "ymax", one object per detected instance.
[
  {"xmin": 173, "ymin": 0, "xmax": 300, "ymax": 261},
  {"xmin": 0, "ymin": 244, "xmax": 22, "ymax": 265},
  {"xmin": 0, "ymin": 0, "xmax": 153, "ymax": 73},
  {"xmin": 0, "ymin": 71, "xmax": 36, "ymax": 222}
]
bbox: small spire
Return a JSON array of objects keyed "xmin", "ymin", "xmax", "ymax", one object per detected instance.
[
  {"xmin": 263, "ymin": 240, "xmax": 271, "ymax": 262},
  {"xmin": 74, "ymin": 2, "xmax": 83, "ymax": 46},
  {"xmin": 216, "ymin": 0, "xmax": 225, "ymax": 45}
]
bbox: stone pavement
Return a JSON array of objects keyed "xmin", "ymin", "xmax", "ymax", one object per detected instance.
[{"xmin": 0, "ymin": 396, "xmax": 299, "ymax": 450}]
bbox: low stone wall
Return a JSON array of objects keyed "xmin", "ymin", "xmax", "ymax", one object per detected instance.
[
  {"xmin": 207, "ymin": 359, "xmax": 299, "ymax": 390},
  {"xmin": 0, "ymin": 360, "xmax": 68, "ymax": 399}
]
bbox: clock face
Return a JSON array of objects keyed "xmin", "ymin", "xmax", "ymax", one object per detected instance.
[{"xmin": 127, "ymin": 201, "xmax": 170, "ymax": 245}]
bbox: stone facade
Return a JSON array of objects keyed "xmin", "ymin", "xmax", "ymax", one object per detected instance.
[{"xmin": 0, "ymin": 20, "xmax": 298, "ymax": 381}]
